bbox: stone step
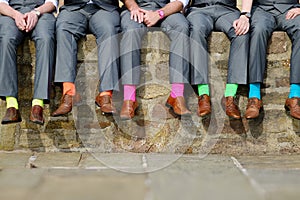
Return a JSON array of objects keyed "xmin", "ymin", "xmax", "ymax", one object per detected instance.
[{"xmin": 0, "ymin": 31, "xmax": 299, "ymax": 155}]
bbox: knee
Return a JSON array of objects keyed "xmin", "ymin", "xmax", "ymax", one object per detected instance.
[
  {"xmin": 100, "ymin": 23, "xmax": 119, "ymax": 36},
  {"xmin": 0, "ymin": 33, "xmax": 18, "ymax": 46},
  {"xmin": 251, "ymin": 23, "xmax": 271, "ymax": 38},
  {"xmin": 174, "ymin": 22, "xmax": 189, "ymax": 35}
]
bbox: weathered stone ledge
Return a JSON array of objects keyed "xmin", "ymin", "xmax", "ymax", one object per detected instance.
[{"xmin": 0, "ymin": 31, "xmax": 299, "ymax": 155}]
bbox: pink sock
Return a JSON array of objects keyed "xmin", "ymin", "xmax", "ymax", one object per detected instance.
[
  {"xmin": 170, "ymin": 83, "xmax": 184, "ymax": 98},
  {"xmin": 124, "ymin": 85, "xmax": 136, "ymax": 101}
]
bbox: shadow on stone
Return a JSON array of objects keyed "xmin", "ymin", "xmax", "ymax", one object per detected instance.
[
  {"xmin": 248, "ymin": 107, "xmax": 265, "ymax": 139},
  {"xmin": 229, "ymin": 118, "xmax": 246, "ymax": 137}
]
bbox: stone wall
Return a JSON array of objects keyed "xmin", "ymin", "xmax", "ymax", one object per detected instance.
[{"xmin": 1, "ymin": 31, "xmax": 300, "ymax": 155}]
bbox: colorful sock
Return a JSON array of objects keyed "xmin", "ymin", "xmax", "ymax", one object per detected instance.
[
  {"xmin": 289, "ymin": 84, "xmax": 300, "ymax": 98},
  {"xmin": 249, "ymin": 83, "xmax": 261, "ymax": 99},
  {"xmin": 6, "ymin": 97, "xmax": 18, "ymax": 109},
  {"xmin": 170, "ymin": 83, "xmax": 184, "ymax": 98},
  {"xmin": 99, "ymin": 90, "xmax": 112, "ymax": 97},
  {"xmin": 197, "ymin": 84, "xmax": 210, "ymax": 96},
  {"xmin": 63, "ymin": 82, "xmax": 76, "ymax": 96},
  {"xmin": 124, "ymin": 85, "xmax": 136, "ymax": 101},
  {"xmin": 32, "ymin": 99, "xmax": 44, "ymax": 108},
  {"xmin": 224, "ymin": 83, "xmax": 238, "ymax": 97}
]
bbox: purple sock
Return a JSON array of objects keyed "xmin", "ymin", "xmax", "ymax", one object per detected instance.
[
  {"xmin": 124, "ymin": 85, "xmax": 136, "ymax": 101},
  {"xmin": 170, "ymin": 83, "xmax": 184, "ymax": 98}
]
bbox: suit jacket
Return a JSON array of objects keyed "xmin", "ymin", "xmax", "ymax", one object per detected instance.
[
  {"xmin": 61, "ymin": 0, "xmax": 119, "ymax": 12},
  {"xmin": 254, "ymin": 0, "xmax": 299, "ymax": 13},
  {"xmin": 135, "ymin": 0, "xmax": 169, "ymax": 8},
  {"xmin": 191, "ymin": 0, "xmax": 236, "ymax": 8},
  {"xmin": 9, "ymin": 0, "xmax": 45, "ymax": 10}
]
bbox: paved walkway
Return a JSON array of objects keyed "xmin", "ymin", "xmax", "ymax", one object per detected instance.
[{"xmin": 0, "ymin": 152, "xmax": 299, "ymax": 200}]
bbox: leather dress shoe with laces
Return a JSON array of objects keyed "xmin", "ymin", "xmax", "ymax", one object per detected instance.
[
  {"xmin": 285, "ymin": 97, "xmax": 300, "ymax": 120},
  {"xmin": 30, "ymin": 105, "xmax": 44, "ymax": 125},
  {"xmin": 221, "ymin": 96, "xmax": 241, "ymax": 119},
  {"xmin": 245, "ymin": 98, "xmax": 262, "ymax": 119},
  {"xmin": 165, "ymin": 95, "xmax": 191, "ymax": 116},
  {"xmin": 95, "ymin": 94, "xmax": 116, "ymax": 114},
  {"xmin": 197, "ymin": 94, "xmax": 211, "ymax": 117},
  {"xmin": 120, "ymin": 100, "xmax": 138, "ymax": 120},
  {"xmin": 1, "ymin": 107, "xmax": 22, "ymax": 124},
  {"xmin": 52, "ymin": 94, "xmax": 73, "ymax": 117}
]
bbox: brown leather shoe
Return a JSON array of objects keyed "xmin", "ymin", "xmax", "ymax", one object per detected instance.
[
  {"xmin": 95, "ymin": 94, "xmax": 116, "ymax": 114},
  {"xmin": 165, "ymin": 95, "xmax": 191, "ymax": 116},
  {"xmin": 52, "ymin": 94, "xmax": 73, "ymax": 117},
  {"xmin": 197, "ymin": 94, "xmax": 211, "ymax": 117},
  {"xmin": 285, "ymin": 97, "xmax": 300, "ymax": 119},
  {"xmin": 30, "ymin": 105, "xmax": 44, "ymax": 125},
  {"xmin": 120, "ymin": 100, "xmax": 138, "ymax": 120},
  {"xmin": 245, "ymin": 98, "xmax": 262, "ymax": 119},
  {"xmin": 221, "ymin": 96, "xmax": 241, "ymax": 119},
  {"xmin": 1, "ymin": 107, "xmax": 22, "ymax": 124}
]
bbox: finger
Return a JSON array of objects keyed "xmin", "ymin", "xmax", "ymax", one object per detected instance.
[
  {"xmin": 233, "ymin": 20, "xmax": 238, "ymax": 29},
  {"xmin": 130, "ymin": 12, "xmax": 134, "ymax": 20},
  {"xmin": 139, "ymin": 8, "xmax": 147, "ymax": 14},
  {"xmin": 138, "ymin": 12, "xmax": 143, "ymax": 23},
  {"xmin": 291, "ymin": 13, "xmax": 297, "ymax": 19}
]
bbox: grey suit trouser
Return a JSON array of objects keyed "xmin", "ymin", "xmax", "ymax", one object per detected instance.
[
  {"xmin": 55, "ymin": 4, "xmax": 120, "ymax": 92},
  {"xmin": 120, "ymin": 6, "xmax": 190, "ymax": 85},
  {"xmin": 187, "ymin": 5, "xmax": 248, "ymax": 85},
  {"xmin": 249, "ymin": 6, "xmax": 300, "ymax": 84},
  {"xmin": 0, "ymin": 9, "xmax": 55, "ymax": 99}
]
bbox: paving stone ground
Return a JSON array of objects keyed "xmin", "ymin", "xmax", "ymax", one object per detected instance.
[{"xmin": 0, "ymin": 152, "xmax": 299, "ymax": 200}]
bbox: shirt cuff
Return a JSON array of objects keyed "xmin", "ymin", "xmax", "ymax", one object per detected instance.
[
  {"xmin": 170, "ymin": 0, "xmax": 189, "ymax": 8},
  {"xmin": 0, "ymin": 0, "xmax": 9, "ymax": 5},
  {"xmin": 45, "ymin": 0, "xmax": 58, "ymax": 8}
]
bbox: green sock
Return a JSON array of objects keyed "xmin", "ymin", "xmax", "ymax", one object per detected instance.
[
  {"xmin": 6, "ymin": 97, "xmax": 19, "ymax": 109},
  {"xmin": 32, "ymin": 99, "xmax": 44, "ymax": 108},
  {"xmin": 197, "ymin": 84, "xmax": 210, "ymax": 96},
  {"xmin": 224, "ymin": 83, "xmax": 238, "ymax": 97}
]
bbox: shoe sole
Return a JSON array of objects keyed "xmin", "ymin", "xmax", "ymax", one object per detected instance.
[
  {"xmin": 95, "ymin": 101, "xmax": 115, "ymax": 115},
  {"xmin": 1, "ymin": 119, "xmax": 22, "ymax": 125},
  {"xmin": 165, "ymin": 103, "xmax": 191, "ymax": 116},
  {"xmin": 29, "ymin": 119, "xmax": 44, "ymax": 125}
]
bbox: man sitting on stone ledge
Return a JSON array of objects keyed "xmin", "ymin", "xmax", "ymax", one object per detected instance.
[
  {"xmin": 245, "ymin": 0, "xmax": 300, "ymax": 120},
  {"xmin": 0, "ymin": 0, "xmax": 57, "ymax": 125},
  {"xmin": 119, "ymin": 0, "xmax": 191, "ymax": 119},
  {"xmin": 51, "ymin": 0, "xmax": 120, "ymax": 117},
  {"xmin": 187, "ymin": 0, "xmax": 252, "ymax": 119}
]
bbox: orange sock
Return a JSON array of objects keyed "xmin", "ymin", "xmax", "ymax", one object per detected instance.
[
  {"xmin": 99, "ymin": 90, "xmax": 112, "ymax": 97},
  {"xmin": 63, "ymin": 82, "xmax": 76, "ymax": 96}
]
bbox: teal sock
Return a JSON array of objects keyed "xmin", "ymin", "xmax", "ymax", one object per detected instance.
[
  {"xmin": 197, "ymin": 84, "xmax": 210, "ymax": 96},
  {"xmin": 249, "ymin": 83, "xmax": 261, "ymax": 99},
  {"xmin": 224, "ymin": 84, "xmax": 238, "ymax": 97},
  {"xmin": 289, "ymin": 84, "xmax": 300, "ymax": 98}
]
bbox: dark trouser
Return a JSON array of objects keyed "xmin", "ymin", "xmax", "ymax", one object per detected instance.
[
  {"xmin": 55, "ymin": 4, "xmax": 120, "ymax": 92},
  {"xmin": 249, "ymin": 6, "xmax": 300, "ymax": 84},
  {"xmin": 0, "ymin": 12, "xmax": 55, "ymax": 99},
  {"xmin": 187, "ymin": 5, "xmax": 248, "ymax": 85},
  {"xmin": 120, "ymin": 6, "xmax": 190, "ymax": 85}
]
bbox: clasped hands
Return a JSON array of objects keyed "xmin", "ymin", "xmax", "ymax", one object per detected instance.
[
  {"xmin": 15, "ymin": 11, "xmax": 39, "ymax": 32},
  {"xmin": 130, "ymin": 7, "xmax": 161, "ymax": 27}
]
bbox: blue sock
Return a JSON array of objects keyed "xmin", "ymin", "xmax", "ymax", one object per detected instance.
[
  {"xmin": 289, "ymin": 84, "xmax": 300, "ymax": 98},
  {"xmin": 249, "ymin": 83, "xmax": 261, "ymax": 99}
]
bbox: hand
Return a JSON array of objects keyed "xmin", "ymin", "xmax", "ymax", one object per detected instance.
[
  {"xmin": 286, "ymin": 8, "xmax": 300, "ymax": 20},
  {"xmin": 233, "ymin": 15, "xmax": 250, "ymax": 36},
  {"xmin": 23, "ymin": 11, "xmax": 39, "ymax": 32},
  {"xmin": 14, "ymin": 12, "xmax": 26, "ymax": 31},
  {"xmin": 141, "ymin": 9, "xmax": 160, "ymax": 27},
  {"xmin": 130, "ymin": 6, "xmax": 144, "ymax": 23}
]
